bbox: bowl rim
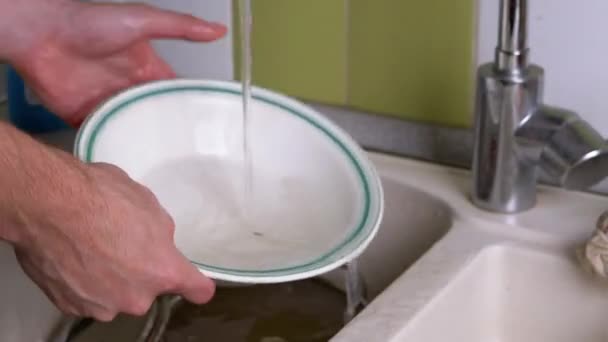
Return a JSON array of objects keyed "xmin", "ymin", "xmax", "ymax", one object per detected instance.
[{"xmin": 73, "ymin": 79, "xmax": 384, "ymax": 284}]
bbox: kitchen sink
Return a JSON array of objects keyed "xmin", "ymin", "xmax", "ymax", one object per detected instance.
[
  {"xmin": 321, "ymin": 174, "xmax": 452, "ymax": 299},
  {"xmin": 330, "ymin": 152, "xmax": 608, "ymax": 342},
  {"xmin": 0, "ymin": 153, "xmax": 454, "ymax": 341},
  {"xmin": 394, "ymin": 245, "xmax": 608, "ymax": 342},
  {"xmin": 2, "ymin": 150, "xmax": 606, "ymax": 342}
]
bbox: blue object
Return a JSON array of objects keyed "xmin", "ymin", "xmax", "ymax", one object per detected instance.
[{"xmin": 7, "ymin": 67, "xmax": 68, "ymax": 133}]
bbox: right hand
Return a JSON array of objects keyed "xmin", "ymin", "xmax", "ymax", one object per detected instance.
[
  {"xmin": 1, "ymin": 0, "xmax": 227, "ymax": 126},
  {"xmin": 12, "ymin": 159, "xmax": 214, "ymax": 322}
]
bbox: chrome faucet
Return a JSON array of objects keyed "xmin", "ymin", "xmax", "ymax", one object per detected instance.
[{"xmin": 472, "ymin": 0, "xmax": 608, "ymax": 213}]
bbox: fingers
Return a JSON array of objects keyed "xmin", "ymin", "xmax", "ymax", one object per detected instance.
[
  {"xmin": 122, "ymin": 4, "xmax": 228, "ymax": 42},
  {"xmin": 127, "ymin": 42, "xmax": 176, "ymax": 81},
  {"xmin": 165, "ymin": 253, "xmax": 215, "ymax": 305},
  {"xmin": 140, "ymin": 53, "xmax": 176, "ymax": 80}
]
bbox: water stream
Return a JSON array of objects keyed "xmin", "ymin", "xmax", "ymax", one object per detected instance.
[
  {"xmin": 343, "ymin": 261, "xmax": 368, "ymax": 324},
  {"xmin": 236, "ymin": 0, "xmax": 367, "ymax": 329},
  {"xmin": 239, "ymin": 0, "xmax": 253, "ymax": 212}
]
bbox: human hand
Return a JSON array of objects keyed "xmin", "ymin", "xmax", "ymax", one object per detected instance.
[
  {"xmin": 2, "ymin": 0, "xmax": 226, "ymax": 126},
  {"xmin": 12, "ymin": 155, "xmax": 214, "ymax": 322}
]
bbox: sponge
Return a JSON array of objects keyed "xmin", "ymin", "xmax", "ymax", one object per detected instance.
[{"xmin": 578, "ymin": 211, "xmax": 608, "ymax": 279}]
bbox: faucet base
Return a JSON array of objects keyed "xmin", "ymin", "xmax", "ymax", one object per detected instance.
[
  {"xmin": 471, "ymin": 63, "xmax": 544, "ymax": 214},
  {"xmin": 471, "ymin": 0, "xmax": 608, "ymax": 214}
]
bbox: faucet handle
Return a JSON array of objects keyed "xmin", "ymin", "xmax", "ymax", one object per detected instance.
[{"xmin": 537, "ymin": 108, "xmax": 608, "ymax": 189}]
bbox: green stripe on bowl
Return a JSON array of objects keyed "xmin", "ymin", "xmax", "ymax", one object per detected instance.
[{"xmin": 78, "ymin": 85, "xmax": 377, "ymax": 278}]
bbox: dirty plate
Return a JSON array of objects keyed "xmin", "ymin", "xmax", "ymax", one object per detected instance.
[{"xmin": 74, "ymin": 79, "xmax": 383, "ymax": 284}]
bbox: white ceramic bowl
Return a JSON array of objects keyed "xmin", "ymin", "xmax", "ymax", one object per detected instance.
[{"xmin": 74, "ymin": 79, "xmax": 383, "ymax": 284}]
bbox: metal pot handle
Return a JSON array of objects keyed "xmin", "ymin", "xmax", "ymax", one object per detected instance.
[
  {"xmin": 139, "ymin": 295, "xmax": 182, "ymax": 342},
  {"xmin": 56, "ymin": 295, "xmax": 182, "ymax": 342}
]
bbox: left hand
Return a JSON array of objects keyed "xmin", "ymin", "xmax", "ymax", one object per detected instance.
[{"xmin": 4, "ymin": 0, "xmax": 227, "ymax": 126}]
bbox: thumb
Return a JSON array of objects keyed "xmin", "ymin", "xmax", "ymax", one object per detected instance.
[{"xmin": 169, "ymin": 253, "xmax": 216, "ymax": 305}]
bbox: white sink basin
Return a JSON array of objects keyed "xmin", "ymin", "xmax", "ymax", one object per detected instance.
[
  {"xmin": 322, "ymin": 175, "xmax": 452, "ymax": 299},
  {"xmin": 396, "ymin": 245, "xmax": 608, "ymax": 342},
  {"xmin": 331, "ymin": 152, "xmax": 608, "ymax": 342}
]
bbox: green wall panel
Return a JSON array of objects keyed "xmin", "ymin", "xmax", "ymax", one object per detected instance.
[
  {"xmin": 233, "ymin": 0, "xmax": 348, "ymax": 105},
  {"xmin": 347, "ymin": 0, "xmax": 476, "ymax": 127}
]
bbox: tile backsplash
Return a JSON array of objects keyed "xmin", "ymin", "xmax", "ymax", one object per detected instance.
[
  {"xmin": 234, "ymin": 0, "xmax": 476, "ymax": 128},
  {"xmin": 346, "ymin": 0, "xmax": 475, "ymax": 127},
  {"xmin": 233, "ymin": 0, "xmax": 349, "ymax": 106},
  {"xmin": 143, "ymin": 1, "xmax": 607, "ymax": 140}
]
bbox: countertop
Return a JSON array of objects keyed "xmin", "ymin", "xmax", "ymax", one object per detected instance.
[{"xmin": 332, "ymin": 152, "xmax": 608, "ymax": 341}]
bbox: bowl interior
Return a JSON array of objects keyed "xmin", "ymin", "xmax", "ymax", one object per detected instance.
[{"xmin": 75, "ymin": 80, "xmax": 382, "ymax": 283}]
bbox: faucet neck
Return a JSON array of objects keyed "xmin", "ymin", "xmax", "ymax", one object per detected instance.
[{"xmin": 495, "ymin": 0, "xmax": 529, "ymax": 73}]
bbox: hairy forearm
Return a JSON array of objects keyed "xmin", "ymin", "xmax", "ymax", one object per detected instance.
[{"xmin": 0, "ymin": 122, "xmax": 89, "ymax": 245}]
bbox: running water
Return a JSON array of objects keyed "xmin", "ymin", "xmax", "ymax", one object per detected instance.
[
  {"xmin": 239, "ymin": 0, "xmax": 253, "ymax": 209},
  {"xmin": 236, "ymin": 0, "xmax": 368, "ymax": 325},
  {"xmin": 343, "ymin": 261, "xmax": 368, "ymax": 324}
]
